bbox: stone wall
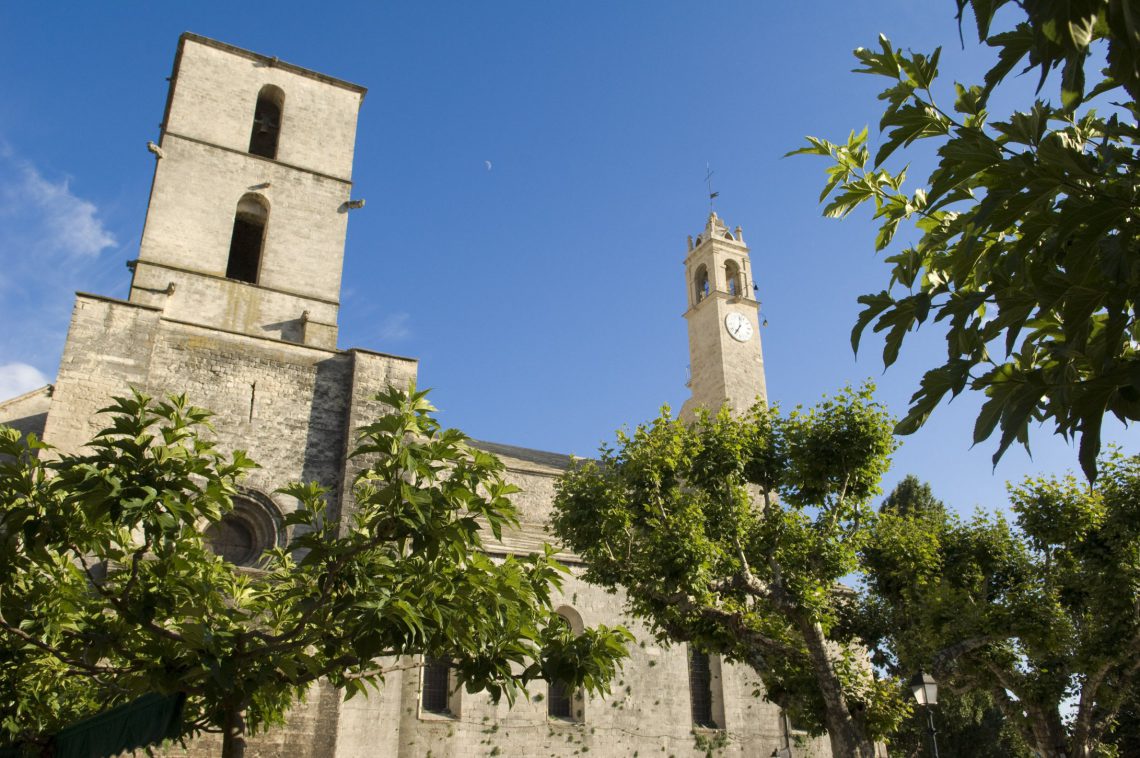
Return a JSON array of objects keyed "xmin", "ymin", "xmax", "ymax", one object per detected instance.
[
  {"xmin": 165, "ymin": 35, "xmax": 363, "ymax": 182},
  {"xmin": 0, "ymin": 385, "xmax": 52, "ymax": 440},
  {"xmin": 43, "ymin": 293, "xmax": 417, "ymax": 511},
  {"xmin": 134, "ymin": 136, "xmax": 351, "ymax": 316},
  {"xmin": 326, "ymin": 449, "xmax": 829, "ymax": 758}
]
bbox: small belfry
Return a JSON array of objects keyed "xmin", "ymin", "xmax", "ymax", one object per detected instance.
[{"xmin": 680, "ymin": 211, "xmax": 768, "ymax": 418}]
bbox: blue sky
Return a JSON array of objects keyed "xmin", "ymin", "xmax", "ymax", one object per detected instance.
[{"xmin": 0, "ymin": 2, "xmax": 1131, "ymax": 515}]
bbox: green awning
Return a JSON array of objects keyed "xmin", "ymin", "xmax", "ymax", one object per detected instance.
[{"xmin": 1, "ymin": 692, "xmax": 185, "ymax": 758}]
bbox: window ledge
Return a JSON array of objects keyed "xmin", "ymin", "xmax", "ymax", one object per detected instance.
[{"xmin": 546, "ymin": 716, "xmax": 583, "ymax": 727}]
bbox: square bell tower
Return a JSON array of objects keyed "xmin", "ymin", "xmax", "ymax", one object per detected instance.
[
  {"xmin": 680, "ymin": 212, "xmax": 768, "ymax": 418},
  {"xmin": 128, "ymin": 33, "xmax": 367, "ymax": 349}
]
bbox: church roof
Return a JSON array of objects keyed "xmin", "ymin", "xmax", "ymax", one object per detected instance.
[{"xmin": 470, "ymin": 439, "xmax": 574, "ymax": 470}]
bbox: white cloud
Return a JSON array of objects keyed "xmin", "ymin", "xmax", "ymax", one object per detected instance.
[
  {"xmin": 377, "ymin": 312, "xmax": 411, "ymax": 341},
  {"xmin": 0, "ymin": 154, "xmax": 116, "ymax": 257},
  {"xmin": 0, "ymin": 362, "xmax": 48, "ymax": 401},
  {"xmin": 0, "ymin": 143, "xmax": 126, "ymax": 380}
]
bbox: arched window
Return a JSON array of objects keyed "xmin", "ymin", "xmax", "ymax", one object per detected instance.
[
  {"xmin": 205, "ymin": 493, "xmax": 281, "ymax": 567},
  {"xmin": 248, "ymin": 85, "xmax": 284, "ymax": 159},
  {"xmin": 694, "ymin": 265, "xmax": 710, "ymax": 303},
  {"xmin": 725, "ymin": 260, "xmax": 742, "ymax": 297},
  {"xmin": 548, "ymin": 674, "xmax": 573, "ymax": 718},
  {"xmin": 421, "ymin": 657, "xmax": 454, "ymax": 715},
  {"xmin": 549, "ymin": 607, "xmax": 584, "ymax": 721},
  {"xmin": 226, "ymin": 194, "xmax": 268, "ymax": 284},
  {"xmin": 688, "ymin": 648, "xmax": 718, "ymax": 728}
]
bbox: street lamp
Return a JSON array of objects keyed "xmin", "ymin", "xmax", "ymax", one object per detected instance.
[{"xmin": 909, "ymin": 671, "xmax": 940, "ymax": 758}]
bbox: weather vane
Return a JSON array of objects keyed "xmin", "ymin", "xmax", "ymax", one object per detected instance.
[{"xmin": 705, "ymin": 163, "xmax": 719, "ymax": 211}]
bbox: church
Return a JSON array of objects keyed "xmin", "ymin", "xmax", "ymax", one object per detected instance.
[{"xmin": 0, "ymin": 34, "xmax": 832, "ymax": 757}]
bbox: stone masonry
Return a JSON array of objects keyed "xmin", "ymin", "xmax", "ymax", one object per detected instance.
[{"xmin": 0, "ymin": 33, "xmax": 832, "ymax": 758}]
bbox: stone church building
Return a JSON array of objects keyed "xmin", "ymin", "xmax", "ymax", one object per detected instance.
[{"xmin": 0, "ymin": 34, "xmax": 833, "ymax": 757}]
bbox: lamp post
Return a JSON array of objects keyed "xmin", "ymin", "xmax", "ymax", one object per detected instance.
[{"xmin": 909, "ymin": 671, "xmax": 940, "ymax": 758}]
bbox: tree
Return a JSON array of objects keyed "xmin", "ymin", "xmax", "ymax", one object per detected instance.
[
  {"xmin": 880, "ymin": 474, "xmax": 946, "ymax": 518},
  {"xmin": 0, "ymin": 386, "xmax": 631, "ymax": 758},
  {"xmin": 863, "ymin": 477, "xmax": 1032, "ymax": 758},
  {"xmin": 1104, "ymin": 679, "xmax": 1140, "ymax": 755},
  {"xmin": 552, "ymin": 385, "xmax": 908, "ymax": 758},
  {"xmin": 887, "ymin": 688, "xmax": 1032, "ymax": 758},
  {"xmin": 792, "ymin": 0, "xmax": 1140, "ymax": 481},
  {"xmin": 861, "ymin": 454, "xmax": 1140, "ymax": 757}
]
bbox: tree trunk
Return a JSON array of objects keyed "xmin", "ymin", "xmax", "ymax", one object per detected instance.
[
  {"xmin": 795, "ymin": 614, "xmax": 878, "ymax": 758},
  {"xmin": 1023, "ymin": 702, "xmax": 1069, "ymax": 758},
  {"xmin": 221, "ymin": 705, "xmax": 248, "ymax": 758}
]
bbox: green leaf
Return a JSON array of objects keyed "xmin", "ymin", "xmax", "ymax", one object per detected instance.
[
  {"xmin": 851, "ymin": 292, "xmax": 895, "ymax": 356},
  {"xmin": 852, "ymin": 35, "xmax": 902, "ymax": 78},
  {"xmin": 973, "ymin": 395, "xmax": 1004, "ymax": 445},
  {"xmin": 875, "ymin": 104, "xmax": 950, "ymax": 167},
  {"xmin": 895, "ymin": 361, "xmax": 971, "ymax": 435},
  {"xmin": 1077, "ymin": 414, "xmax": 1103, "ymax": 482},
  {"xmin": 953, "ymin": 82, "xmax": 986, "ymax": 115},
  {"xmin": 982, "ymin": 25, "xmax": 1034, "ymax": 101},
  {"xmin": 822, "ymin": 186, "xmax": 874, "ymax": 218},
  {"xmin": 1060, "ymin": 56, "xmax": 1087, "ymax": 109},
  {"xmin": 784, "ymin": 136, "xmax": 836, "ymax": 158},
  {"xmin": 961, "ymin": 0, "xmax": 1001, "ymax": 42}
]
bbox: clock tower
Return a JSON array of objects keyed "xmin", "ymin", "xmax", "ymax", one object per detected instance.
[{"xmin": 679, "ymin": 212, "xmax": 768, "ymax": 419}]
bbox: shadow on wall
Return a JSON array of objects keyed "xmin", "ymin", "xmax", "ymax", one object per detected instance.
[{"xmin": 302, "ymin": 355, "xmax": 354, "ymax": 523}]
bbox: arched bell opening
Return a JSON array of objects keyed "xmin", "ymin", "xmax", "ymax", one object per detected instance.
[{"xmin": 248, "ymin": 84, "xmax": 285, "ymax": 159}]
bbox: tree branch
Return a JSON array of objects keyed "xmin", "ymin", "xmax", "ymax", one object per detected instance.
[
  {"xmin": 929, "ymin": 635, "xmax": 995, "ymax": 671},
  {"xmin": 76, "ymin": 549, "xmax": 188, "ymax": 647},
  {"xmin": 648, "ymin": 588, "xmax": 805, "ymax": 665},
  {"xmin": 0, "ymin": 615, "xmax": 133, "ymax": 677}
]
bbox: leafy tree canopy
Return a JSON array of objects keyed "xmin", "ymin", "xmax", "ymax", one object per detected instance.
[
  {"xmin": 553, "ymin": 385, "xmax": 906, "ymax": 758},
  {"xmin": 860, "ymin": 454, "xmax": 1140, "ymax": 757},
  {"xmin": 888, "ymin": 687, "xmax": 1033, "ymax": 758},
  {"xmin": 866, "ymin": 477, "xmax": 1032, "ymax": 758},
  {"xmin": 0, "ymin": 386, "xmax": 630, "ymax": 758},
  {"xmin": 793, "ymin": 0, "xmax": 1140, "ymax": 481},
  {"xmin": 880, "ymin": 473, "xmax": 947, "ymax": 518}
]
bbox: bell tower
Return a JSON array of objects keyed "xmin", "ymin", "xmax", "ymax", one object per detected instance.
[
  {"xmin": 679, "ymin": 212, "xmax": 768, "ymax": 418},
  {"xmin": 127, "ymin": 33, "xmax": 367, "ymax": 349}
]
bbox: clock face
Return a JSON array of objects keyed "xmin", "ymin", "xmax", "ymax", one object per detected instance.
[{"xmin": 725, "ymin": 312, "xmax": 753, "ymax": 342}]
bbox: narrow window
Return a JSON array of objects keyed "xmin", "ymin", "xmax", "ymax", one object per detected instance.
[
  {"xmin": 689, "ymin": 649, "xmax": 717, "ymax": 728},
  {"xmin": 248, "ymin": 85, "xmax": 284, "ymax": 159},
  {"xmin": 548, "ymin": 610, "xmax": 582, "ymax": 721},
  {"xmin": 548, "ymin": 677, "xmax": 573, "ymax": 719},
  {"xmin": 421, "ymin": 657, "xmax": 452, "ymax": 714},
  {"xmin": 694, "ymin": 265, "xmax": 710, "ymax": 303},
  {"xmin": 725, "ymin": 260, "xmax": 741, "ymax": 297},
  {"xmin": 226, "ymin": 194, "xmax": 268, "ymax": 284}
]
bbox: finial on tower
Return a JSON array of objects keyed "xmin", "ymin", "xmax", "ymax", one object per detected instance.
[
  {"xmin": 705, "ymin": 163, "xmax": 719, "ymax": 212},
  {"xmin": 703, "ymin": 211, "xmax": 728, "ymax": 239}
]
